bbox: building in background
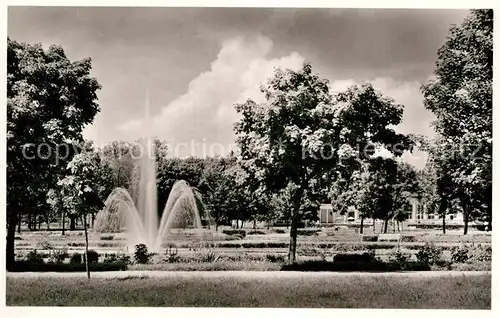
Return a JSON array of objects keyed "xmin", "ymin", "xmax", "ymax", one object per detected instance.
[{"xmin": 318, "ymin": 197, "xmax": 464, "ymax": 224}]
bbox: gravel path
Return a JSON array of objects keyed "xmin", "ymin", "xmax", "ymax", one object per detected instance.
[{"xmin": 7, "ymin": 270, "xmax": 490, "ymax": 279}]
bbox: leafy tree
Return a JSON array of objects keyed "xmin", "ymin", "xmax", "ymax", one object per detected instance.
[
  {"xmin": 58, "ymin": 142, "xmax": 110, "ymax": 278},
  {"xmin": 356, "ymin": 158, "xmax": 420, "ymax": 233},
  {"xmin": 235, "ymin": 63, "xmax": 347, "ymax": 262},
  {"xmin": 198, "ymin": 157, "xmax": 235, "ymax": 230},
  {"xmin": 6, "ymin": 38, "xmax": 101, "ymax": 270},
  {"xmin": 417, "ymin": 136, "xmax": 461, "ymax": 234},
  {"xmin": 328, "ymin": 83, "xmax": 412, "ymax": 232},
  {"xmin": 422, "ymin": 10, "xmax": 492, "ymax": 234},
  {"xmin": 99, "ymin": 140, "xmax": 136, "ymax": 190}
]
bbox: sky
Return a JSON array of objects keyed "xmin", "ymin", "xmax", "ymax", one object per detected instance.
[{"xmin": 8, "ymin": 7, "xmax": 470, "ymax": 167}]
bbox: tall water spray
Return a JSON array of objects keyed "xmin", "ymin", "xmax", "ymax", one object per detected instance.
[{"xmin": 94, "ymin": 91, "xmax": 203, "ymax": 252}]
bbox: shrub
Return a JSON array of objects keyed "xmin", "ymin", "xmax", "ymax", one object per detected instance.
[
  {"xmin": 226, "ymin": 234, "xmax": 244, "ymax": 240},
  {"xmin": 97, "ymin": 242, "xmax": 120, "ymax": 248},
  {"xmin": 450, "ymin": 261, "xmax": 491, "ymax": 271},
  {"xmin": 165, "ymin": 245, "xmax": 180, "ymax": 263},
  {"xmin": 362, "ymin": 235, "xmax": 378, "ymax": 242},
  {"xmin": 222, "ymin": 229, "xmax": 246, "ymax": 238},
  {"xmin": 279, "ymin": 259, "xmax": 430, "ymax": 272},
  {"xmin": 415, "ymin": 243, "xmax": 443, "ymax": 265},
  {"xmin": 53, "ymin": 249, "xmax": 70, "ymax": 264},
  {"xmin": 451, "ymin": 246, "xmax": 470, "ymax": 263},
  {"xmin": 118, "ymin": 254, "xmax": 131, "ymax": 265},
  {"xmin": 84, "ymin": 250, "xmax": 99, "ymax": 264},
  {"xmin": 272, "ymin": 228, "xmax": 286, "ymax": 234},
  {"xmin": 36, "ymin": 239, "xmax": 53, "ymax": 250},
  {"xmin": 198, "ymin": 250, "xmax": 219, "ymax": 263},
  {"xmin": 25, "ymin": 250, "xmax": 44, "ymax": 263},
  {"xmin": 388, "ymin": 248, "xmax": 412, "ymax": 270},
  {"xmin": 265, "ymin": 254, "xmax": 286, "ymax": 263},
  {"xmin": 67, "ymin": 242, "xmax": 86, "ymax": 247},
  {"xmin": 100, "ymin": 235, "xmax": 114, "ymax": 241},
  {"xmin": 103, "ymin": 254, "xmax": 118, "ymax": 263},
  {"xmin": 297, "ymin": 229, "xmax": 320, "ymax": 236},
  {"xmin": 401, "ymin": 235, "xmax": 416, "ymax": 242},
  {"xmin": 333, "ymin": 252, "xmax": 373, "ymax": 263},
  {"xmin": 134, "ymin": 244, "xmax": 151, "ymax": 264},
  {"xmin": 70, "ymin": 253, "xmax": 82, "ymax": 264},
  {"xmin": 248, "ymin": 230, "xmax": 266, "ymax": 235},
  {"xmin": 469, "ymin": 244, "xmax": 492, "ymax": 263},
  {"xmin": 10, "ymin": 261, "xmax": 128, "ymax": 272}
]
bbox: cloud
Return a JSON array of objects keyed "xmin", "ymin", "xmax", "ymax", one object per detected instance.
[
  {"xmin": 119, "ymin": 35, "xmax": 304, "ymax": 157},
  {"xmin": 117, "ymin": 36, "xmax": 433, "ymax": 168}
]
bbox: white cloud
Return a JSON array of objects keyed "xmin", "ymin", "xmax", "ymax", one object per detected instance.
[
  {"xmin": 119, "ymin": 35, "xmax": 304, "ymax": 157},
  {"xmin": 116, "ymin": 37, "xmax": 434, "ymax": 168}
]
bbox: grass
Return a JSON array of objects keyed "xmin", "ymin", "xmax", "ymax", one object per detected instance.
[{"xmin": 6, "ymin": 273, "xmax": 491, "ymax": 308}]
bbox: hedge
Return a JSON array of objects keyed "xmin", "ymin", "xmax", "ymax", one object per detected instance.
[
  {"xmin": 281, "ymin": 260, "xmax": 431, "ymax": 272},
  {"xmin": 9, "ymin": 261, "xmax": 128, "ymax": 272},
  {"xmin": 163, "ymin": 241, "xmax": 489, "ymax": 250},
  {"xmin": 297, "ymin": 229, "xmax": 321, "ymax": 236},
  {"xmin": 222, "ymin": 229, "xmax": 246, "ymax": 238}
]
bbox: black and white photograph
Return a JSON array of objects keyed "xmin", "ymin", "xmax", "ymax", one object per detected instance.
[{"xmin": 2, "ymin": 3, "xmax": 494, "ymax": 311}]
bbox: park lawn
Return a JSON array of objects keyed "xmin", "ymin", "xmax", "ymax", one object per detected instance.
[{"xmin": 6, "ymin": 273, "xmax": 491, "ymax": 308}]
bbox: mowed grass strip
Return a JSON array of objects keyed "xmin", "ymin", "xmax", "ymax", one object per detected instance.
[{"xmin": 6, "ymin": 273, "xmax": 490, "ymax": 308}]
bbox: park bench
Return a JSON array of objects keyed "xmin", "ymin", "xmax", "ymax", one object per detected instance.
[{"xmin": 378, "ymin": 233, "xmax": 401, "ymax": 242}]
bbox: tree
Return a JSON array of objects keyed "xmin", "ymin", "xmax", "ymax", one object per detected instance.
[
  {"xmin": 199, "ymin": 157, "xmax": 238, "ymax": 230},
  {"xmin": 6, "ymin": 38, "xmax": 101, "ymax": 270},
  {"xmin": 58, "ymin": 143, "xmax": 110, "ymax": 279},
  {"xmin": 235, "ymin": 63, "xmax": 347, "ymax": 262},
  {"xmin": 417, "ymin": 136, "xmax": 460, "ymax": 234},
  {"xmin": 329, "ymin": 83, "xmax": 412, "ymax": 233},
  {"xmin": 356, "ymin": 158, "xmax": 420, "ymax": 234},
  {"xmin": 422, "ymin": 10, "xmax": 492, "ymax": 234}
]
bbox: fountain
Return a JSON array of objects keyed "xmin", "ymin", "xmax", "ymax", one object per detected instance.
[{"xmin": 94, "ymin": 91, "xmax": 203, "ymax": 252}]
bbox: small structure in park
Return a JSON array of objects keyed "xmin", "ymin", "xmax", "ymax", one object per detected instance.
[{"xmin": 318, "ymin": 196, "xmax": 464, "ymax": 225}]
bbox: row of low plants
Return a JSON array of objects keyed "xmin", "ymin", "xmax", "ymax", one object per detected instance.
[
  {"xmin": 11, "ymin": 241, "xmax": 490, "ymax": 272},
  {"xmin": 283, "ymin": 243, "xmax": 491, "ymax": 272},
  {"xmin": 16, "ymin": 240, "xmax": 491, "ymax": 254},
  {"xmin": 166, "ymin": 240, "xmax": 490, "ymax": 250},
  {"xmin": 11, "ymin": 249, "xmax": 129, "ymax": 272}
]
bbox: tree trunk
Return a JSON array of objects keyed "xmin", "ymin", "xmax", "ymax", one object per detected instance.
[
  {"xmin": 28, "ymin": 211, "xmax": 32, "ymax": 231},
  {"xmin": 463, "ymin": 213, "xmax": 469, "ymax": 235},
  {"xmin": 383, "ymin": 219, "xmax": 388, "ymax": 234},
  {"xmin": 70, "ymin": 216, "xmax": 76, "ymax": 231},
  {"xmin": 6, "ymin": 210, "xmax": 19, "ymax": 271},
  {"xmin": 38, "ymin": 217, "xmax": 42, "ymax": 230},
  {"xmin": 288, "ymin": 209, "xmax": 300, "ymax": 264},
  {"xmin": 253, "ymin": 220, "xmax": 256, "ymax": 229},
  {"xmin": 61, "ymin": 210, "xmax": 66, "ymax": 235},
  {"xmin": 215, "ymin": 222, "xmax": 219, "ymax": 232},
  {"xmin": 91, "ymin": 213, "xmax": 95, "ymax": 229},
  {"xmin": 82, "ymin": 215, "xmax": 91, "ymax": 280},
  {"xmin": 288, "ymin": 187, "xmax": 304, "ymax": 264},
  {"xmin": 442, "ymin": 214, "xmax": 446, "ymax": 234},
  {"xmin": 46, "ymin": 215, "xmax": 50, "ymax": 230},
  {"xmin": 360, "ymin": 216, "xmax": 364, "ymax": 234},
  {"xmin": 372, "ymin": 218, "xmax": 376, "ymax": 233},
  {"xmin": 17, "ymin": 217, "xmax": 21, "ymax": 234}
]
